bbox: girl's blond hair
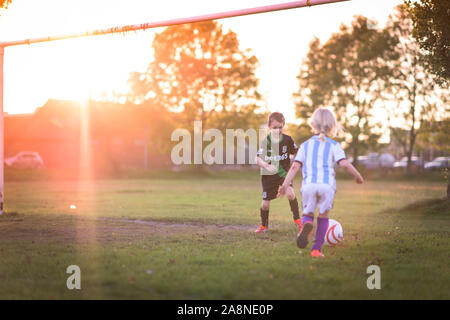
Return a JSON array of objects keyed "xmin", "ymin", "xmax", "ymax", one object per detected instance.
[{"xmin": 308, "ymin": 107, "xmax": 341, "ymax": 142}]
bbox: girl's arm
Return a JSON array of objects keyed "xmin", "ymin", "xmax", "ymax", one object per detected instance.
[
  {"xmin": 278, "ymin": 161, "xmax": 302, "ymax": 197},
  {"xmin": 338, "ymin": 159, "xmax": 364, "ymax": 184}
]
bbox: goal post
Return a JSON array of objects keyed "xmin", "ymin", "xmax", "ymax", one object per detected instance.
[
  {"xmin": 0, "ymin": 46, "xmax": 3, "ymax": 214},
  {"xmin": 0, "ymin": 0, "xmax": 349, "ymax": 214}
]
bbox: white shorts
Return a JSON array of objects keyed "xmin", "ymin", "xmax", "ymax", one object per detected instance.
[{"xmin": 301, "ymin": 183, "xmax": 335, "ymax": 215}]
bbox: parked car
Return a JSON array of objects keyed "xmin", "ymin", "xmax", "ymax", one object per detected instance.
[
  {"xmin": 5, "ymin": 151, "xmax": 44, "ymax": 169},
  {"xmin": 364, "ymin": 153, "xmax": 383, "ymax": 170},
  {"xmin": 424, "ymin": 157, "xmax": 450, "ymax": 171},
  {"xmin": 393, "ymin": 156, "xmax": 423, "ymax": 169},
  {"xmin": 349, "ymin": 153, "xmax": 395, "ymax": 170},
  {"xmin": 352, "ymin": 155, "xmax": 367, "ymax": 166},
  {"xmin": 379, "ymin": 153, "xmax": 396, "ymax": 169}
]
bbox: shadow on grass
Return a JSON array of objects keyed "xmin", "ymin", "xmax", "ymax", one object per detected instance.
[
  {"xmin": 4, "ymin": 167, "xmax": 260, "ymax": 182},
  {"xmin": 380, "ymin": 197, "xmax": 449, "ymax": 216},
  {"xmin": 397, "ymin": 197, "xmax": 449, "ymax": 215}
]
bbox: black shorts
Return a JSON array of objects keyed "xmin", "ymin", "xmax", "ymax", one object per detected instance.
[{"xmin": 261, "ymin": 175, "xmax": 293, "ymax": 201}]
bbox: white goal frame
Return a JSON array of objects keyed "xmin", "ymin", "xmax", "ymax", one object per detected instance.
[{"xmin": 0, "ymin": 0, "xmax": 348, "ymax": 214}]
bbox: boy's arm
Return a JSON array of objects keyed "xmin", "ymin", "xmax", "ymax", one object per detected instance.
[
  {"xmin": 255, "ymin": 141, "xmax": 277, "ymax": 173},
  {"xmin": 278, "ymin": 161, "xmax": 302, "ymax": 197},
  {"xmin": 338, "ymin": 159, "xmax": 364, "ymax": 184},
  {"xmin": 254, "ymin": 155, "xmax": 277, "ymax": 174},
  {"xmin": 254, "ymin": 155, "xmax": 268, "ymax": 169},
  {"xmin": 289, "ymin": 136, "xmax": 299, "ymax": 156}
]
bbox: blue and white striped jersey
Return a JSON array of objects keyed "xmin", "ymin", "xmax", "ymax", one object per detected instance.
[{"xmin": 294, "ymin": 135, "xmax": 346, "ymax": 190}]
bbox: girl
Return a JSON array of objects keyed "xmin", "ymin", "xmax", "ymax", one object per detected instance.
[{"xmin": 278, "ymin": 108, "xmax": 363, "ymax": 257}]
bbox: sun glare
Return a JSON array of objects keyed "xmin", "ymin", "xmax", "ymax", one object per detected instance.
[
  {"xmin": 0, "ymin": 0, "xmax": 411, "ymax": 125},
  {"xmin": 36, "ymin": 37, "xmax": 129, "ymax": 103}
]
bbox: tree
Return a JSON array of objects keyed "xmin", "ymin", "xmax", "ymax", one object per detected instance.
[
  {"xmin": 406, "ymin": 0, "xmax": 450, "ymax": 85},
  {"xmin": 418, "ymin": 118, "xmax": 450, "ymax": 199},
  {"xmin": 405, "ymin": 0, "xmax": 450, "ymax": 198},
  {"xmin": 0, "ymin": 0, "xmax": 11, "ymax": 9},
  {"xmin": 285, "ymin": 123, "xmax": 312, "ymax": 146},
  {"xmin": 0, "ymin": 0, "xmax": 11, "ymax": 15},
  {"xmin": 127, "ymin": 20, "xmax": 265, "ymax": 133},
  {"xmin": 293, "ymin": 16, "xmax": 394, "ymax": 167},
  {"xmin": 383, "ymin": 4, "xmax": 446, "ymax": 174}
]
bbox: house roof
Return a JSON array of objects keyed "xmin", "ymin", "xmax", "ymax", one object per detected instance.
[{"xmin": 5, "ymin": 99, "xmax": 152, "ymax": 142}]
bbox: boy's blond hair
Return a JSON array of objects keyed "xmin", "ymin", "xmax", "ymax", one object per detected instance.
[{"xmin": 308, "ymin": 107, "xmax": 340, "ymax": 142}]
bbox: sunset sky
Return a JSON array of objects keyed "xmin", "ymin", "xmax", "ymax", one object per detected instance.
[{"xmin": 0, "ymin": 0, "xmax": 404, "ymax": 122}]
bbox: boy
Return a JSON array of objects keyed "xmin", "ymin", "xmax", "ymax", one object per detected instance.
[{"xmin": 254, "ymin": 112, "xmax": 302, "ymax": 233}]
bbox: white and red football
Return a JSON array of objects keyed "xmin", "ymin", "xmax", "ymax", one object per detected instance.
[{"xmin": 323, "ymin": 219, "xmax": 343, "ymax": 246}]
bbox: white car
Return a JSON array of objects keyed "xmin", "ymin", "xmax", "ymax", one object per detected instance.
[
  {"xmin": 424, "ymin": 157, "xmax": 450, "ymax": 171},
  {"xmin": 350, "ymin": 153, "xmax": 395, "ymax": 170},
  {"xmin": 5, "ymin": 151, "xmax": 44, "ymax": 169},
  {"xmin": 393, "ymin": 156, "xmax": 423, "ymax": 169},
  {"xmin": 379, "ymin": 153, "xmax": 396, "ymax": 168}
]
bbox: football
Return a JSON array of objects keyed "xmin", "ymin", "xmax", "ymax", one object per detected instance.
[{"xmin": 323, "ymin": 219, "xmax": 343, "ymax": 246}]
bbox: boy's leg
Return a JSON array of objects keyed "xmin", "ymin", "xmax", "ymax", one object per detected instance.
[
  {"xmin": 256, "ymin": 177, "xmax": 279, "ymax": 233},
  {"xmin": 286, "ymin": 186, "xmax": 302, "ymax": 230},
  {"xmin": 255, "ymin": 200, "xmax": 270, "ymax": 233},
  {"xmin": 260, "ymin": 200, "xmax": 270, "ymax": 228},
  {"xmin": 286, "ymin": 186, "xmax": 300, "ymax": 220}
]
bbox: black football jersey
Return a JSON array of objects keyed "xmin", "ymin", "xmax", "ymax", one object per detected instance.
[{"xmin": 256, "ymin": 133, "xmax": 298, "ymax": 178}]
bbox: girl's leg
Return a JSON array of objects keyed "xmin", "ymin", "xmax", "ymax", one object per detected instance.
[
  {"xmin": 311, "ymin": 184, "xmax": 334, "ymax": 255},
  {"xmin": 297, "ymin": 212, "xmax": 314, "ymax": 248},
  {"xmin": 311, "ymin": 210, "xmax": 330, "ymax": 254},
  {"xmin": 296, "ymin": 184, "xmax": 315, "ymax": 248},
  {"xmin": 301, "ymin": 213, "xmax": 314, "ymax": 226}
]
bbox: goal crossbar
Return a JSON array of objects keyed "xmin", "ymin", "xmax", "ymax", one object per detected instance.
[{"xmin": 0, "ymin": 0, "xmax": 348, "ymax": 48}]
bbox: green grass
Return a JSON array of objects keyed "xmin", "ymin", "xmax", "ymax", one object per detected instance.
[{"xmin": 0, "ymin": 169, "xmax": 448, "ymax": 299}]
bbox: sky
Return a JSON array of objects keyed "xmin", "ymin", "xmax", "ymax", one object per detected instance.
[{"xmin": 0, "ymin": 0, "xmax": 404, "ymax": 123}]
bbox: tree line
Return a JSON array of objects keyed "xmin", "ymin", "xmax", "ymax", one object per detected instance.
[
  {"xmin": 121, "ymin": 3, "xmax": 449, "ymax": 172},
  {"xmin": 292, "ymin": 4, "xmax": 448, "ymax": 171},
  {"xmin": 1, "ymin": 1, "xmax": 448, "ymax": 192},
  {"xmin": 1, "ymin": 1, "xmax": 447, "ymax": 169}
]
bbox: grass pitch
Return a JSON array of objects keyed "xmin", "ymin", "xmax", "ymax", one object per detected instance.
[{"xmin": 0, "ymin": 170, "xmax": 448, "ymax": 299}]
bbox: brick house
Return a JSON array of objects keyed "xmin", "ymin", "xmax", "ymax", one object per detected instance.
[{"xmin": 5, "ymin": 99, "xmax": 171, "ymax": 170}]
